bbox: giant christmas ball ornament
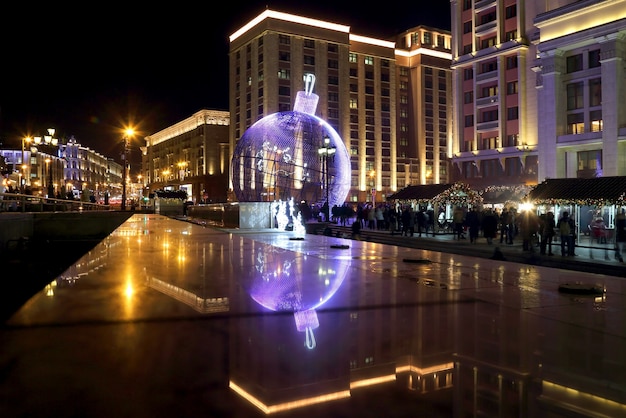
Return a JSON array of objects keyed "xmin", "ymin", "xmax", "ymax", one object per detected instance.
[{"xmin": 231, "ymin": 111, "xmax": 351, "ymax": 208}]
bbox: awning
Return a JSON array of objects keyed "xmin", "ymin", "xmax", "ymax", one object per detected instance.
[
  {"xmin": 387, "ymin": 182, "xmax": 483, "ymax": 207},
  {"xmin": 527, "ymin": 176, "xmax": 626, "ymax": 206}
]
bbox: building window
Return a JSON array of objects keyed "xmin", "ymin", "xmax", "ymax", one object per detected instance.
[
  {"xmin": 279, "ymin": 35, "xmax": 290, "ymax": 45},
  {"xmin": 463, "ymin": 21, "xmax": 472, "ymax": 34},
  {"xmin": 277, "ymin": 69, "xmax": 290, "ymax": 79},
  {"xmin": 437, "ymin": 35, "xmax": 445, "ymax": 48},
  {"xmin": 463, "ymin": 44, "xmax": 472, "ymax": 54},
  {"xmin": 480, "ymin": 109, "xmax": 498, "ymax": 122},
  {"xmin": 464, "ymin": 115, "xmax": 474, "ymax": 127},
  {"xmin": 423, "ymin": 32, "xmax": 432, "ymax": 45},
  {"xmin": 328, "ymin": 59, "xmax": 339, "ymax": 69},
  {"xmin": 566, "ymin": 54, "xmax": 583, "ymax": 73},
  {"xmin": 505, "ymin": 4, "xmax": 517, "ymax": 19},
  {"xmin": 279, "ymin": 51, "xmax": 290, "ymax": 61},
  {"xmin": 480, "ymin": 36, "xmax": 497, "ymax": 49},
  {"xmin": 505, "ymin": 30, "xmax": 517, "ymax": 41},
  {"xmin": 505, "ymin": 134, "xmax": 519, "ymax": 147},
  {"xmin": 590, "ymin": 110, "xmax": 603, "ymax": 132},
  {"xmin": 278, "ymin": 86, "xmax": 290, "ymax": 96},
  {"xmin": 507, "ymin": 107, "xmax": 519, "ymax": 120},
  {"xmin": 328, "ymin": 75, "xmax": 339, "ymax": 85},
  {"xmin": 567, "ymin": 113, "xmax": 584, "ymax": 134},
  {"xmin": 481, "ymin": 61, "xmax": 497, "ymax": 73},
  {"xmin": 365, "ymin": 56, "xmax": 374, "ymax": 65},
  {"xmin": 481, "ymin": 85, "xmax": 497, "ymax": 98},
  {"xmin": 577, "ymin": 150, "xmax": 602, "ymax": 175},
  {"xmin": 349, "ymin": 98, "xmax": 357, "ymax": 109},
  {"xmin": 506, "ymin": 56, "xmax": 517, "ymax": 69},
  {"xmin": 328, "ymin": 43, "xmax": 338, "ymax": 53},
  {"xmin": 507, "ymin": 81, "xmax": 518, "ymax": 95},
  {"xmin": 304, "ymin": 39, "xmax": 315, "ymax": 49},
  {"xmin": 304, "ymin": 55, "xmax": 315, "ymax": 65},
  {"xmin": 589, "ymin": 49, "xmax": 601, "ymax": 68},
  {"xmin": 589, "ymin": 78, "xmax": 602, "ymax": 107},
  {"xmin": 464, "ymin": 68, "xmax": 473, "ymax": 80},
  {"xmin": 400, "ymin": 67, "xmax": 409, "ymax": 76},
  {"xmin": 399, "ymin": 81, "xmax": 408, "ymax": 90},
  {"xmin": 463, "ymin": 0, "xmax": 471, "ymax": 10},
  {"xmin": 464, "ymin": 91, "xmax": 473, "ymax": 104},
  {"xmin": 567, "ymin": 82, "xmax": 584, "ymax": 110},
  {"xmin": 349, "ymin": 53, "xmax": 357, "ymax": 63}
]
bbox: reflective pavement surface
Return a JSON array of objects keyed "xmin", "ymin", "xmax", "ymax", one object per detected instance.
[{"xmin": 1, "ymin": 214, "xmax": 625, "ymax": 417}]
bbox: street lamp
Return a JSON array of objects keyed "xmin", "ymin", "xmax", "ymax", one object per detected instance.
[
  {"xmin": 317, "ymin": 135, "xmax": 336, "ymax": 222},
  {"xmin": 121, "ymin": 128, "xmax": 135, "ymax": 210},
  {"xmin": 45, "ymin": 157, "xmax": 53, "ymax": 198},
  {"xmin": 21, "ymin": 136, "xmax": 32, "ymax": 192},
  {"xmin": 33, "ymin": 128, "xmax": 59, "ymax": 197}
]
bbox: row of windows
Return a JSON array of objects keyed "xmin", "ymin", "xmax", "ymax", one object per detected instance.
[
  {"xmin": 567, "ymin": 78, "xmax": 601, "ymax": 110},
  {"xmin": 567, "ymin": 50, "xmax": 601, "ymax": 73},
  {"xmin": 567, "ymin": 111, "xmax": 603, "ymax": 134}
]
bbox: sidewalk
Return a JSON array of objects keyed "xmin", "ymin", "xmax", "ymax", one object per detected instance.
[{"xmin": 315, "ymin": 221, "xmax": 626, "ymax": 278}]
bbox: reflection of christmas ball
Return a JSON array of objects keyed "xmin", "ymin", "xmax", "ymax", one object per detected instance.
[
  {"xmin": 243, "ymin": 246, "xmax": 349, "ymax": 313},
  {"xmin": 231, "ymin": 111, "xmax": 350, "ymax": 207}
]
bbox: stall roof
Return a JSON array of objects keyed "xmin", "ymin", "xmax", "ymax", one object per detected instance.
[
  {"xmin": 387, "ymin": 182, "xmax": 484, "ymax": 206},
  {"xmin": 387, "ymin": 184, "xmax": 454, "ymax": 201},
  {"xmin": 527, "ymin": 176, "xmax": 626, "ymax": 205}
]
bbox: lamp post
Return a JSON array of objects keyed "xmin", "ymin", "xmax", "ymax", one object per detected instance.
[
  {"xmin": 33, "ymin": 129, "xmax": 59, "ymax": 197},
  {"xmin": 21, "ymin": 136, "xmax": 32, "ymax": 192},
  {"xmin": 121, "ymin": 128, "xmax": 134, "ymax": 210},
  {"xmin": 317, "ymin": 135, "xmax": 336, "ymax": 222},
  {"xmin": 45, "ymin": 157, "xmax": 53, "ymax": 198}
]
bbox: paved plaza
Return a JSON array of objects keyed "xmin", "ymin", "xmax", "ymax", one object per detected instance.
[{"xmin": 1, "ymin": 213, "xmax": 625, "ymax": 417}]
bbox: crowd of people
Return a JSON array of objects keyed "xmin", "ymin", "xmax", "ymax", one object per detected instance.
[{"xmin": 311, "ymin": 202, "xmax": 626, "ymax": 261}]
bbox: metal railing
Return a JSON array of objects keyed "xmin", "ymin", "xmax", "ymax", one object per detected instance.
[{"xmin": 0, "ymin": 192, "xmax": 111, "ymax": 213}]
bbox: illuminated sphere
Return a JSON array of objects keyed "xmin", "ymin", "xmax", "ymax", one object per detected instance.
[
  {"xmin": 231, "ymin": 111, "xmax": 351, "ymax": 208},
  {"xmin": 243, "ymin": 245, "xmax": 350, "ymax": 313}
]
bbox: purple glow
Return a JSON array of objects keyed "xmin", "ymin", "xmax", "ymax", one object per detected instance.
[{"xmin": 231, "ymin": 111, "xmax": 351, "ymax": 208}]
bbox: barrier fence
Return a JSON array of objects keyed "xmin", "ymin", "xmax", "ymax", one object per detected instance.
[{"xmin": 0, "ymin": 192, "xmax": 111, "ymax": 213}]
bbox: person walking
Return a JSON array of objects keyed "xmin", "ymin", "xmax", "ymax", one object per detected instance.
[
  {"xmin": 499, "ymin": 208, "xmax": 510, "ymax": 244},
  {"xmin": 540, "ymin": 211, "xmax": 556, "ymax": 255},
  {"xmin": 557, "ymin": 211, "xmax": 576, "ymax": 256},
  {"xmin": 466, "ymin": 207, "xmax": 481, "ymax": 243},
  {"xmin": 453, "ymin": 206, "xmax": 466, "ymax": 240},
  {"xmin": 614, "ymin": 208, "xmax": 626, "ymax": 262},
  {"xmin": 481, "ymin": 208, "xmax": 498, "ymax": 245},
  {"xmin": 415, "ymin": 208, "xmax": 427, "ymax": 237}
]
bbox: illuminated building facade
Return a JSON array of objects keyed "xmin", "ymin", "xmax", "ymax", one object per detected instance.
[
  {"xmin": 228, "ymin": 10, "xmax": 452, "ymax": 204},
  {"xmin": 450, "ymin": 0, "xmax": 542, "ymax": 188},
  {"xmin": 394, "ymin": 26, "xmax": 453, "ymax": 187},
  {"xmin": 451, "ymin": 0, "xmax": 626, "ymax": 187},
  {"xmin": 60, "ymin": 137, "xmax": 121, "ymax": 200},
  {"xmin": 534, "ymin": 0, "xmax": 626, "ymax": 180},
  {"xmin": 141, "ymin": 109, "xmax": 230, "ymax": 203}
]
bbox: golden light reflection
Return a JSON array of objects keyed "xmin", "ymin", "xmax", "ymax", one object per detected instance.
[{"xmin": 229, "ymin": 381, "xmax": 350, "ymax": 414}]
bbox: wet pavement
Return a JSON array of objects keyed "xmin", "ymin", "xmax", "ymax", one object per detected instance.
[{"xmin": 1, "ymin": 214, "xmax": 625, "ymax": 417}]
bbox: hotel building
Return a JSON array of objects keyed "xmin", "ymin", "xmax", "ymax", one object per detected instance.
[
  {"xmin": 228, "ymin": 10, "xmax": 452, "ymax": 204},
  {"xmin": 451, "ymin": 0, "xmax": 626, "ymax": 188},
  {"xmin": 534, "ymin": 0, "xmax": 626, "ymax": 179},
  {"xmin": 450, "ymin": 0, "xmax": 542, "ymax": 189}
]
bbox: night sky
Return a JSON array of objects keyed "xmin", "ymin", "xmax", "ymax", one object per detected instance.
[{"xmin": 0, "ymin": 2, "xmax": 451, "ymax": 163}]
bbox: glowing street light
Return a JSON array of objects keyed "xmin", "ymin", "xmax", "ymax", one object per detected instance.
[
  {"xmin": 121, "ymin": 128, "xmax": 135, "ymax": 210},
  {"xmin": 21, "ymin": 136, "xmax": 33, "ymax": 192}
]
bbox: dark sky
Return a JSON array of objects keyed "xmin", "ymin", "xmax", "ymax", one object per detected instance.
[{"xmin": 0, "ymin": 2, "xmax": 450, "ymax": 162}]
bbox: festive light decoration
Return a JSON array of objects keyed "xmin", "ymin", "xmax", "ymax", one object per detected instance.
[{"xmin": 431, "ymin": 182, "xmax": 484, "ymax": 207}]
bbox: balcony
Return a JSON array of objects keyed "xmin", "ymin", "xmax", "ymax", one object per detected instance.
[
  {"xmin": 476, "ymin": 95, "xmax": 499, "ymax": 108},
  {"xmin": 475, "ymin": 120, "xmax": 499, "ymax": 132},
  {"xmin": 475, "ymin": 20, "xmax": 497, "ymax": 36}
]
